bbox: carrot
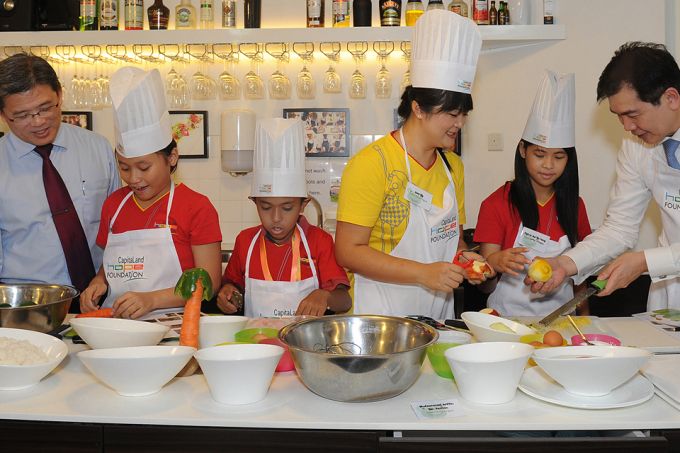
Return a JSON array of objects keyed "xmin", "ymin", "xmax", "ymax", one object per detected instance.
[
  {"xmin": 179, "ymin": 279, "xmax": 202, "ymax": 349},
  {"xmin": 76, "ymin": 307, "xmax": 114, "ymax": 318}
]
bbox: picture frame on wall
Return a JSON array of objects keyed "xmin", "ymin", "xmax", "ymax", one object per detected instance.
[
  {"xmin": 61, "ymin": 111, "xmax": 93, "ymax": 131},
  {"xmin": 169, "ymin": 110, "xmax": 209, "ymax": 159},
  {"xmin": 283, "ymin": 108, "xmax": 350, "ymax": 158}
]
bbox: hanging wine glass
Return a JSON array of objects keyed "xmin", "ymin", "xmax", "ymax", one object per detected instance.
[
  {"xmin": 160, "ymin": 44, "xmax": 190, "ymax": 108},
  {"xmin": 347, "ymin": 41, "xmax": 368, "ymax": 100},
  {"xmin": 400, "ymin": 41, "xmax": 412, "ymax": 93},
  {"xmin": 186, "ymin": 44, "xmax": 216, "ymax": 101},
  {"xmin": 82, "ymin": 45, "xmax": 103, "ymax": 110},
  {"xmin": 265, "ymin": 42, "xmax": 291, "ymax": 100},
  {"xmin": 374, "ymin": 41, "xmax": 394, "ymax": 99},
  {"xmin": 240, "ymin": 43, "xmax": 265, "ymax": 100},
  {"xmin": 214, "ymin": 43, "xmax": 241, "ymax": 100},
  {"xmin": 56, "ymin": 45, "xmax": 79, "ymax": 109},
  {"xmin": 320, "ymin": 42, "xmax": 342, "ymax": 94},
  {"xmin": 293, "ymin": 42, "xmax": 315, "ymax": 100}
]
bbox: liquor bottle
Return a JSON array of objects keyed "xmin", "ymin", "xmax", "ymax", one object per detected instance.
[
  {"xmin": 353, "ymin": 0, "xmax": 371, "ymax": 26},
  {"xmin": 405, "ymin": 0, "xmax": 424, "ymax": 26},
  {"xmin": 200, "ymin": 0, "xmax": 214, "ymax": 29},
  {"xmin": 504, "ymin": 1, "xmax": 510, "ymax": 24},
  {"xmin": 489, "ymin": 1, "xmax": 497, "ymax": 24},
  {"xmin": 543, "ymin": 0, "xmax": 554, "ymax": 24},
  {"xmin": 498, "ymin": 1, "xmax": 507, "ymax": 25},
  {"xmin": 426, "ymin": 0, "xmax": 445, "ymax": 11},
  {"xmin": 472, "ymin": 0, "xmax": 488, "ymax": 25},
  {"xmin": 307, "ymin": 0, "xmax": 325, "ymax": 28},
  {"xmin": 244, "ymin": 0, "xmax": 261, "ymax": 28},
  {"xmin": 379, "ymin": 0, "xmax": 401, "ymax": 26},
  {"xmin": 124, "ymin": 0, "xmax": 143, "ymax": 30},
  {"xmin": 147, "ymin": 0, "xmax": 169, "ymax": 30},
  {"xmin": 99, "ymin": 0, "xmax": 119, "ymax": 30},
  {"xmin": 222, "ymin": 0, "xmax": 236, "ymax": 28},
  {"xmin": 332, "ymin": 0, "xmax": 350, "ymax": 27},
  {"xmin": 449, "ymin": 0, "xmax": 468, "ymax": 18},
  {"xmin": 80, "ymin": 0, "xmax": 98, "ymax": 30},
  {"xmin": 175, "ymin": 0, "xmax": 196, "ymax": 29}
]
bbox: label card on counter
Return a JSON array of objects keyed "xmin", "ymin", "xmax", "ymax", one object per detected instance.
[{"xmin": 410, "ymin": 399, "xmax": 465, "ymax": 420}]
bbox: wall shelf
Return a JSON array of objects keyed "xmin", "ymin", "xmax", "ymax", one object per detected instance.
[{"xmin": 0, "ymin": 25, "xmax": 565, "ymax": 50}]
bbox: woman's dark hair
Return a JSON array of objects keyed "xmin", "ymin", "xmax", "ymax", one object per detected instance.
[
  {"xmin": 597, "ymin": 42, "xmax": 680, "ymax": 104},
  {"xmin": 509, "ymin": 139, "xmax": 580, "ymax": 247},
  {"xmin": 0, "ymin": 53, "xmax": 61, "ymax": 110},
  {"xmin": 158, "ymin": 139, "xmax": 178, "ymax": 174},
  {"xmin": 397, "ymin": 86, "xmax": 473, "ymax": 120}
]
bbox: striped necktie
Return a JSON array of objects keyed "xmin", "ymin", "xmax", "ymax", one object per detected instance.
[{"xmin": 663, "ymin": 138, "xmax": 680, "ymax": 170}]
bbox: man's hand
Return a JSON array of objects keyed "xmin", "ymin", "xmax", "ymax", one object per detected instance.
[
  {"xmin": 596, "ymin": 251, "xmax": 647, "ymax": 296},
  {"xmin": 525, "ymin": 255, "xmax": 577, "ymax": 294}
]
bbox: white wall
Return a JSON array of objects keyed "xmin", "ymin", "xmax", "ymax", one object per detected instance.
[{"xmin": 82, "ymin": 0, "xmax": 670, "ymax": 250}]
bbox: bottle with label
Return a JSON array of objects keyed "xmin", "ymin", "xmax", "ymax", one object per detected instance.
[
  {"xmin": 472, "ymin": 0, "xmax": 488, "ymax": 25},
  {"xmin": 307, "ymin": 0, "xmax": 325, "ymax": 27},
  {"xmin": 405, "ymin": 0, "xmax": 424, "ymax": 26},
  {"xmin": 489, "ymin": 1, "xmax": 497, "ymax": 24},
  {"xmin": 124, "ymin": 0, "xmax": 143, "ymax": 30},
  {"xmin": 379, "ymin": 0, "xmax": 401, "ymax": 26},
  {"xmin": 222, "ymin": 0, "xmax": 236, "ymax": 28},
  {"xmin": 175, "ymin": 0, "xmax": 196, "ymax": 29},
  {"xmin": 332, "ymin": 0, "xmax": 350, "ymax": 27},
  {"xmin": 244, "ymin": 0, "xmax": 261, "ymax": 28},
  {"xmin": 200, "ymin": 0, "xmax": 214, "ymax": 29},
  {"xmin": 353, "ymin": 0, "xmax": 371, "ymax": 26},
  {"xmin": 147, "ymin": 0, "xmax": 169, "ymax": 30},
  {"xmin": 80, "ymin": 0, "xmax": 98, "ymax": 30},
  {"xmin": 426, "ymin": 0, "xmax": 445, "ymax": 11},
  {"xmin": 449, "ymin": 0, "xmax": 468, "ymax": 17},
  {"xmin": 498, "ymin": 1, "xmax": 507, "ymax": 25},
  {"xmin": 99, "ymin": 0, "xmax": 119, "ymax": 30},
  {"xmin": 543, "ymin": 0, "xmax": 554, "ymax": 24}
]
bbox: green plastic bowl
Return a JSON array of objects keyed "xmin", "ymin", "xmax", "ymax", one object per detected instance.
[
  {"xmin": 234, "ymin": 327, "xmax": 279, "ymax": 343},
  {"xmin": 427, "ymin": 342, "xmax": 467, "ymax": 379}
]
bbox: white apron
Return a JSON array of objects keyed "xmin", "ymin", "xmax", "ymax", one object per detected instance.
[
  {"xmin": 487, "ymin": 222, "xmax": 572, "ymax": 317},
  {"xmin": 353, "ymin": 130, "xmax": 459, "ymax": 318},
  {"xmin": 647, "ymin": 158, "xmax": 680, "ymax": 310},
  {"xmin": 102, "ymin": 185, "xmax": 183, "ymax": 318},
  {"xmin": 244, "ymin": 224, "xmax": 319, "ymax": 318}
]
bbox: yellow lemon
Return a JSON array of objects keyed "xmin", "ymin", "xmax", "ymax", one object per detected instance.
[{"xmin": 528, "ymin": 259, "xmax": 553, "ymax": 282}]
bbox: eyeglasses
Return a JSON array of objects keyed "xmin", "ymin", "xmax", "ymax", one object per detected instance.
[{"xmin": 5, "ymin": 103, "xmax": 60, "ymax": 125}]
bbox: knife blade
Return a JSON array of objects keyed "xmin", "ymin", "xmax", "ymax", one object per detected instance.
[{"xmin": 537, "ymin": 279, "xmax": 607, "ymax": 327}]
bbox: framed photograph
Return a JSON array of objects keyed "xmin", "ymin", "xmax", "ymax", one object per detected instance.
[
  {"xmin": 61, "ymin": 111, "xmax": 93, "ymax": 131},
  {"xmin": 169, "ymin": 110, "xmax": 209, "ymax": 159},
  {"xmin": 283, "ymin": 108, "xmax": 349, "ymax": 157}
]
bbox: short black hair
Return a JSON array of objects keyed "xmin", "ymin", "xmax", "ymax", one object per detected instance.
[
  {"xmin": 597, "ymin": 42, "xmax": 680, "ymax": 104},
  {"xmin": 0, "ymin": 54, "xmax": 61, "ymax": 110},
  {"xmin": 397, "ymin": 86, "xmax": 473, "ymax": 121}
]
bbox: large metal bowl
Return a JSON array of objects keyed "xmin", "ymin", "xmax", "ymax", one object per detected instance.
[
  {"xmin": 279, "ymin": 315, "xmax": 438, "ymax": 402},
  {"xmin": 0, "ymin": 284, "xmax": 78, "ymax": 333}
]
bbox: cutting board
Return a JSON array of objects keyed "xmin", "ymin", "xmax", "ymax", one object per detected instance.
[{"xmin": 599, "ymin": 317, "xmax": 680, "ymax": 353}]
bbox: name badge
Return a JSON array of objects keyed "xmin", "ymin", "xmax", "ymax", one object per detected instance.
[
  {"xmin": 405, "ymin": 182, "xmax": 433, "ymax": 211},
  {"xmin": 518, "ymin": 227, "xmax": 550, "ymax": 253}
]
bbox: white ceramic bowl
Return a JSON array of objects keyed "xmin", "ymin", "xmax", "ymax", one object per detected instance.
[
  {"xmin": 461, "ymin": 311, "xmax": 535, "ymax": 342},
  {"xmin": 0, "ymin": 327, "xmax": 68, "ymax": 390},
  {"xmin": 69, "ymin": 317, "xmax": 170, "ymax": 349},
  {"xmin": 199, "ymin": 315, "xmax": 249, "ymax": 349},
  {"xmin": 195, "ymin": 343, "xmax": 283, "ymax": 405},
  {"xmin": 77, "ymin": 345, "xmax": 195, "ymax": 396},
  {"xmin": 445, "ymin": 341, "xmax": 534, "ymax": 404},
  {"xmin": 533, "ymin": 345, "xmax": 652, "ymax": 397}
]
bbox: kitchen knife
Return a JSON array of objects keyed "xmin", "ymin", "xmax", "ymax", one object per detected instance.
[{"xmin": 537, "ymin": 279, "xmax": 607, "ymax": 327}]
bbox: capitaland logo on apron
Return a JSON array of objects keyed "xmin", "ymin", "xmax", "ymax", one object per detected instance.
[
  {"xmin": 429, "ymin": 214, "xmax": 458, "ymax": 244},
  {"xmin": 664, "ymin": 191, "xmax": 680, "ymax": 210},
  {"xmin": 106, "ymin": 256, "xmax": 146, "ymax": 282}
]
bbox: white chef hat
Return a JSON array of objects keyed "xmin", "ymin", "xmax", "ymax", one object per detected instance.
[
  {"xmin": 110, "ymin": 67, "xmax": 171, "ymax": 158},
  {"xmin": 251, "ymin": 118, "xmax": 307, "ymax": 198},
  {"xmin": 522, "ymin": 70, "xmax": 576, "ymax": 148},
  {"xmin": 411, "ymin": 9, "xmax": 482, "ymax": 94}
]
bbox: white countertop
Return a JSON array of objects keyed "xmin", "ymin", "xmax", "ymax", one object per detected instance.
[{"xmin": 2, "ymin": 339, "xmax": 680, "ymax": 431}]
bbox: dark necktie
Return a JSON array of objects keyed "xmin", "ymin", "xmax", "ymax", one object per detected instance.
[
  {"xmin": 34, "ymin": 144, "xmax": 95, "ymax": 298},
  {"xmin": 663, "ymin": 138, "xmax": 680, "ymax": 170}
]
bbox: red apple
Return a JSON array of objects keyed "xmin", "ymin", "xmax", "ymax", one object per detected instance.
[
  {"xmin": 258, "ymin": 337, "xmax": 295, "ymax": 372},
  {"xmin": 480, "ymin": 307, "xmax": 500, "ymax": 317}
]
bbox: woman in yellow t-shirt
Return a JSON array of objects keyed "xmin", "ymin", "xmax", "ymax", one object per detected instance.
[{"xmin": 335, "ymin": 10, "xmax": 492, "ymax": 318}]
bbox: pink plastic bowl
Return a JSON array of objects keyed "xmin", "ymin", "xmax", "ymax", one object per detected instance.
[{"xmin": 571, "ymin": 333, "xmax": 621, "ymax": 346}]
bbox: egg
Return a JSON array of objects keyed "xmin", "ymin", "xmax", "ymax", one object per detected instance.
[{"xmin": 542, "ymin": 330, "xmax": 564, "ymax": 347}]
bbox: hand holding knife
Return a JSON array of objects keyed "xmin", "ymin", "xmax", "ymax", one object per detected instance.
[{"xmin": 537, "ymin": 279, "xmax": 607, "ymax": 327}]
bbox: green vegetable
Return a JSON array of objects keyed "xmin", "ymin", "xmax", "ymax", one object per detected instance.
[{"xmin": 174, "ymin": 268, "xmax": 213, "ymax": 301}]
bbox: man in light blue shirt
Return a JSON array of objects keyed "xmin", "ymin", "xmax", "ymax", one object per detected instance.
[{"xmin": 0, "ymin": 54, "xmax": 119, "ymax": 297}]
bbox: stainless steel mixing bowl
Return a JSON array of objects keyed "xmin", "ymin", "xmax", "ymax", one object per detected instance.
[
  {"xmin": 0, "ymin": 284, "xmax": 78, "ymax": 333},
  {"xmin": 279, "ymin": 315, "xmax": 438, "ymax": 402}
]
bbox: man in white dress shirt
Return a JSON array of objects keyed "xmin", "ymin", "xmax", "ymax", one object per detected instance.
[{"xmin": 530, "ymin": 42, "xmax": 680, "ymax": 310}]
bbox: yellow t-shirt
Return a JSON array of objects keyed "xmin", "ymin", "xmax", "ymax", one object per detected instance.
[{"xmin": 337, "ymin": 132, "xmax": 465, "ymax": 255}]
